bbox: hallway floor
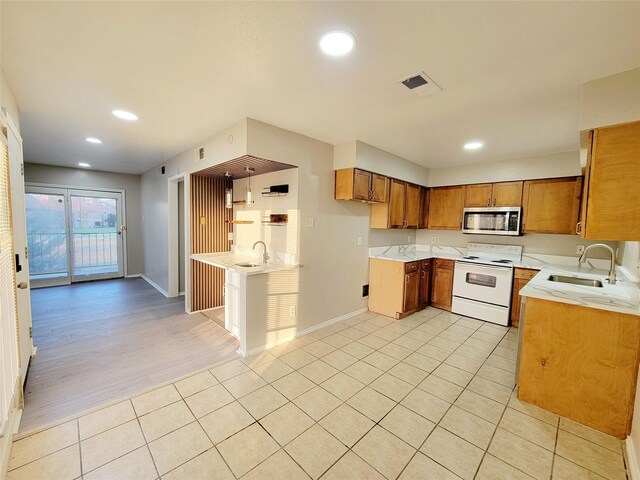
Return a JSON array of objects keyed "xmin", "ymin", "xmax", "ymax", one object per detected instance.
[
  {"xmin": 8, "ymin": 307, "xmax": 627, "ymax": 479},
  {"xmin": 21, "ymin": 278, "xmax": 239, "ymax": 432}
]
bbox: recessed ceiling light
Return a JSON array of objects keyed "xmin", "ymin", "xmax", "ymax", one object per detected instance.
[
  {"xmin": 86, "ymin": 137, "xmax": 102, "ymax": 144},
  {"xmin": 112, "ymin": 109, "xmax": 138, "ymax": 121},
  {"xmin": 464, "ymin": 141, "xmax": 483, "ymax": 150},
  {"xmin": 319, "ymin": 30, "xmax": 356, "ymax": 56},
  {"xmin": 78, "ymin": 162, "xmax": 91, "ymax": 168}
]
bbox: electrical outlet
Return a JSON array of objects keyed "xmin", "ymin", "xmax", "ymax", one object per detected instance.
[
  {"xmin": 576, "ymin": 245, "xmax": 585, "ymax": 255},
  {"xmin": 228, "ymin": 232, "xmax": 234, "ymax": 241},
  {"xmin": 407, "ymin": 235, "xmax": 412, "ymax": 243},
  {"xmin": 289, "ymin": 306, "xmax": 296, "ymax": 317},
  {"xmin": 304, "ymin": 217, "xmax": 314, "ymax": 228},
  {"xmin": 357, "ymin": 236, "xmax": 363, "ymax": 246},
  {"xmin": 431, "ymin": 236, "xmax": 436, "ymax": 244}
]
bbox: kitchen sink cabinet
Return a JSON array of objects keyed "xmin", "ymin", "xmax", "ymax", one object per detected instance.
[
  {"xmin": 428, "ymin": 186, "xmax": 465, "ymax": 230},
  {"xmin": 510, "ymin": 268, "xmax": 537, "ymax": 327},
  {"xmin": 464, "ymin": 181, "xmax": 523, "ymax": 208},
  {"xmin": 521, "ymin": 177, "xmax": 582, "ymax": 234},
  {"xmin": 369, "ymin": 258, "xmax": 428, "ymax": 319},
  {"xmin": 519, "ymin": 297, "xmax": 640, "ymax": 438},
  {"xmin": 371, "ymin": 179, "xmax": 421, "ymax": 229},
  {"xmin": 335, "ymin": 168, "xmax": 389, "ymax": 203},
  {"xmin": 430, "ymin": 258, "xmax": 454, "ymax": 311},
  {"xmin": 579, "ymin": 121, "xmax": 640, "ymax": 241}
]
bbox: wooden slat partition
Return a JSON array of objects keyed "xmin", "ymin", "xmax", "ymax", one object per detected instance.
[{"xmin": 190, "ymin": 175, "xmax": 232, "ymax": 311}]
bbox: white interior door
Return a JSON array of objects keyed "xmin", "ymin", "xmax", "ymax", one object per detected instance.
[
  {"xmin": 69, "ymin": 190, "xmax": 124, "ymax": 282},
  {"xmin": 6, "ymin": 115, "xmax": 34, "ymax": 383}
]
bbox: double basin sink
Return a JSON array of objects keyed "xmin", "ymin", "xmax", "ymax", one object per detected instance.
[{"xmin": 547, "ymin": 274, "xmax": 603, "ymax": 288}]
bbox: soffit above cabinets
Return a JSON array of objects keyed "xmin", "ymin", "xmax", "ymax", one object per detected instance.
[{"xmin": 193, "ymin": 155, "xmax": 297, "ymax": 179}]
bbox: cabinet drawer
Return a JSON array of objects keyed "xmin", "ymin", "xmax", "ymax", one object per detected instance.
[
  {"xmin": 405, "ymin": 261, "xmax": 420, "ymax": 273},
  {"xmin": 515, "ymin": 268, "xmax": 538, "ymax": 280},
  {"xmin": 434, "ymin": 258, "xmax": 454, "ymax": 270},
  {"xmin": 421, "ymin": 259, "xmax": 431, "ymax": 270}
]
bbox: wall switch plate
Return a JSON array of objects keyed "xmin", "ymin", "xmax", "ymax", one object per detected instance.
[
  {"xmin": 357, "ymin": 236, "xmax": 363, "ymax": 246},
  {"xmin": 289, "ymin": 306, "xmax": 296, "ymax": 317},
  {"xmin": 304, "ymin": 217, "xmax": 314, "ymax": 228},
  {"xmin": 576, "ymin": 245, "xmax": 585, "ymax": 255},
  {"xmin": 431, "ymin": 236, "xmax": 436, "ymax": 244},
  {"xmin": 407, "ymin": 235, "xmax": 412, "ymax": 243},
  {"xmin": 228, "ymin": 232, "xmax": 234, "ymax": 241}
]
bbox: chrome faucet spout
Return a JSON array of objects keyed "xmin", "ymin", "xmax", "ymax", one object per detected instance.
[
  {"xmin": 578, "ymin": 243, "xmax": 617, "ymax": 284},
  {"xmin": 252, "ymin": 241, "xmax": 270, "ymax": 264}
]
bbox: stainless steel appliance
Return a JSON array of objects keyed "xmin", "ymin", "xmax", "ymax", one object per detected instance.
[
  {"xmin": 462, "ymin": 207, "xmax": 521, "ymax": 236},
  {"xmin": 451, "ymin": 243, "xmax": 522, "ymax": 326}
]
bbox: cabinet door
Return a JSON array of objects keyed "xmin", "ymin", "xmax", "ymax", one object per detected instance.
[
  {"xmin": 388, "ymin": 179, "xmax": 406, "ymax": 228},
  {"xmin": 419, "ymin": 266, "xmax": 430, "ymax": 308},
  {"xmin": 371, "ymin": 174, "xmax": 389, "ymax": 203},
  {"xmin": 353, "ymin": 169, "xmax": 372, "ymax": 201},
  {"xmin": 583, "ymin": 121, "xmax": 640, "ymax": 240},
  {"xmin": 419, "ymin": 188, "xmax": 430, "ymax": 229},
  {"xmin": 430, "ymin": 266, "xmax": 453, "ymax": 308},
  {"xmin": 428, "ymin": 186, "xmax": 465, "ymax": 230},
  {"xmin": 510, "ymin": 278, "xmax": 530, "ymax": 328},
  {"xmin": 492, "ymin": 181, "xmax": 523, "ymax": 207},
  {"xmin": 522, "ymin": 177, "xmax": 582, "ymax": 234},
  {"xmin": 464, "ymin": 183, "xmax": 493, "ymax": 207},
  {"xmin": 405, "ymin": 183, "xmax": 421, "ymax": 228},
  {"xmin": 403, "ymin": 271, "xmax": 420, "ymax": 312}
]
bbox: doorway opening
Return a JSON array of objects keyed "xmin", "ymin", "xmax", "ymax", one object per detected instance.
[
  {"xmin": 168, "ymin": 173, "xmax": 190, "ymax": 308},
  {"xmin": 25, "ymin": 185, "xmax": 126, "ymax": 287}
]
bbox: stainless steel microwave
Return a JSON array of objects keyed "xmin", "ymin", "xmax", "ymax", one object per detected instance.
[{"xmin": 462, "ymin": 207, "xmax": 522, "ymax": 236}]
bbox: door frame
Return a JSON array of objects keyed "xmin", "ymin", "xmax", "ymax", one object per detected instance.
[
  {"xmin": 26, "ymin": 182, "xmax": 128, "ymax": 284},
  {"xmin": 168, "ymin": 173, "xmax": 191, "ymax": 311}
]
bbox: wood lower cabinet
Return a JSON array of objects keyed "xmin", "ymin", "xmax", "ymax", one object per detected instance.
[
  {"xmin": 335, "ymin": 168, "xmax": 388, "ymax": 203},
  {"xmin": 371, "ymin": 179, "xmax": 421, "ymax": 229},
  {"xmin": 419, "ymin": 260, "xmax": 431, "ymax": 308},
  {"xmin": 522, "ymin": 177, "xmax": 582, "ymax": 234},
  {"xmin": 369, "ymin": 258, "xmax": 431, "ymax": 319},
  {"xmin": 510, "ymin": 268, "xmax": 537, "ymax": 327},
  {"xmin": 430, "ymin": 258, "xmax": 454, "ymax": 311},
  {"xmin": 428, "ymin": 186, "xmax": 465, "ymax": 230},
  {"xmin": 580, "ymin": 121, "xmax": 640, "ymax": 240},
  {"xmin": 519, "ymin": 297, "xmax": 640, "ymax": 438}
]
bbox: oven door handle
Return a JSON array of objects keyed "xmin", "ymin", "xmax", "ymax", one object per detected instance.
[{"xmin": 455, "ymin": 261, "xmax": 514, "ymax": 271}]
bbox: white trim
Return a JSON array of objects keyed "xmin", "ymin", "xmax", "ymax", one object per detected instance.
[
  {"xmin": 242, "ymin": 307, "xmax": 368, "ymax": 357},
  {"xmin": 0, "ymin": 389, "xmax": 22, "ymax": 479},
  {"xmin": 126, "ymin": 274, "xmax": 142, "ymax": 278},
  {"xmin": 141, "ymin": 274, "xmax": 169, "ymax": 297},
  {"xmin": 167, "ymin": 173, "xmax": 189, "ymax": 307},
  {"xmin": 627, "ymin": 437, "xmax": 640, "ymax": 480}
]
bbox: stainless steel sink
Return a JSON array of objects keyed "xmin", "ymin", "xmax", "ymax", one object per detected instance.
[
  {"xmin": 235, "ymin": 262, "xmax": 261, "ymax": 268},
  {"xmin": 547, "ymin": 275, "xmax": 603, "ymax": 287}
]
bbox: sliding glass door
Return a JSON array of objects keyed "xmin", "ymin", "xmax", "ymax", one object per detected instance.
[{"xmin": 26, "ymin": 186, "xmax": 125, "ymax": 287}]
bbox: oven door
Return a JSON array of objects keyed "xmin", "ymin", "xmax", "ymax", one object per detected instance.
[{"xmin": 452, "ymin": 261, "xmax": 513, "ymax": 307}]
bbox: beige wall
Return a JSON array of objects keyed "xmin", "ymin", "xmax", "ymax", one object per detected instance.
[
  {"xmin": 334, "ymin": 140, "xmax": 430, "ymax": 186},
  {"xmin": 428, "ymin": 151, "xmax": 581, "ymax": 187},
  {"xmin": 1, "ymin": 69, "xmax": 20, "ymax": 132},
  {"xmin": 24, "ymin": 163, "xmax": 144, "ymax": 275}
]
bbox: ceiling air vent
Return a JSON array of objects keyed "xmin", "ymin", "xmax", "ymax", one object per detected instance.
[{"xmin": 399, "ymin": 71, "xmax": 442, "ymax": 97}]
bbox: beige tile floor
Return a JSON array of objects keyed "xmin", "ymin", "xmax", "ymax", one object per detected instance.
[{"xmin": 7, "ymin": 307, "xmax": 630, "ymax": 480}]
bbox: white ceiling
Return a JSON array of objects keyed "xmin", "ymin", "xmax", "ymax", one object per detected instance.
[{"xmin": 2, "ymin": 2, "xmax": 639, "ymax": 174}]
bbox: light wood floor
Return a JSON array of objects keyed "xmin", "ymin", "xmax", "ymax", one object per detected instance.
[{"xmin": 21, "ymin": 277, "xmax": 239, "ymax": 432}]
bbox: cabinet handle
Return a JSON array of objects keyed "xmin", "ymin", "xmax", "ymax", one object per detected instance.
[
  {"xmin": 406, "ymin": 276, "xmax": 409, "ymax": 284},
  {"xmin": 422, "ymin": 271, "xmax": 426, "ymax": 279},
  {"xmin": 493, "ymin": 198, "xmax": 496, "ymax": 206},
  {"xmin": 576, "ymin": 222, "xmax": 582, "ymax": 235}
]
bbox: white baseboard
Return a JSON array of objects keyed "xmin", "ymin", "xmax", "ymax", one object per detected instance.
[
  {"xmin": 626, "ymin": 436, "xmax": 639, "ymax": 480},
  {"xmin": 126, "ymin": 274, "xmax": 142, "ymax": 278},
  {"xmin": 0, "ymin": 393, "xmax": 23, "ymax": 478},
  {"xmin": 243, "ymin": 307, "xmax": 368, "ymax": 357},
  {"xmin": 141, "ymin": 275, "xmax": 169, "ymax": 297}
]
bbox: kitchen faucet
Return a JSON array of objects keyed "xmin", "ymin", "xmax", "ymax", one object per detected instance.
[
  {"xmin": 578, "ymin": 243, "xmax": 617, "ymax": 284},
  {"xmin": 253, "ymin": 241, "xmax": 270, "ymax": 264}
]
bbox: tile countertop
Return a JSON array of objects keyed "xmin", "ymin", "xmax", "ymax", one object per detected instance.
[{"xmin": 190, "ymin": 252, "xmax": 296, "ymax": 276}]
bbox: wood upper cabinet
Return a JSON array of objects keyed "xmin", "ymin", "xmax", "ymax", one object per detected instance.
[
  {"xmin": 510, "ymin": 268, "xmax": 537, "ymax": 327},
  {"xmin": 428, "ymin": 186, "xmax": 465, "ymax": 230},
  {"xmin": 493, "ymin": 181, "xmax": 523, "ymax": 207},
  {"xmin": 371, "ymin": 179, "xmax": 421, "ymax": 229},
  {"xmin": 419, "ymin": 188, "xmax": 430, "ymax": 229},
  {"xmin": 580, "ymin": 121, "xmax": 640, "ymax": 241},
  {"xmin": 464, "ymin": 181, "xmax": 523, "ymax": 208},
  {"xmin": 335, "ymin": 168, "xmax": 388, "ymax": 203},
  {"xmin": 430, "ymin": 258, "xmax": 454, "ymax": 311},
  {"xmin": 521, "ymin": 177, "xmax": 582, "ymax": 234},
  {"xmin": 464, "ymin": 183, "xmax": 493, "ymax": 207}
]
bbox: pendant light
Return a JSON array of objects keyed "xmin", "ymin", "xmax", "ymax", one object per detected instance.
[
  {"xmin": 245, "ymin": 166, "xmax": 255, "ymax": 205},
  {"xmin": 224, "ymin": 172, "xmax": 233, "ymax": 209}
]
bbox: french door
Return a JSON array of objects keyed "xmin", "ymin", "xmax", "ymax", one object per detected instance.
[{"xmin": 25, "ymin": 186, "xmax": 125, "ymax": 287}]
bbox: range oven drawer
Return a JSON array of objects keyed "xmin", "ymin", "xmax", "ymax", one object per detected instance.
[
  {"xmin": 452, "ymin": 297, "xmax": 510, "ymax": 326},
  {"xmin": 452, "ymin": 261, "xmax": 513, "ymax": 307}
]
